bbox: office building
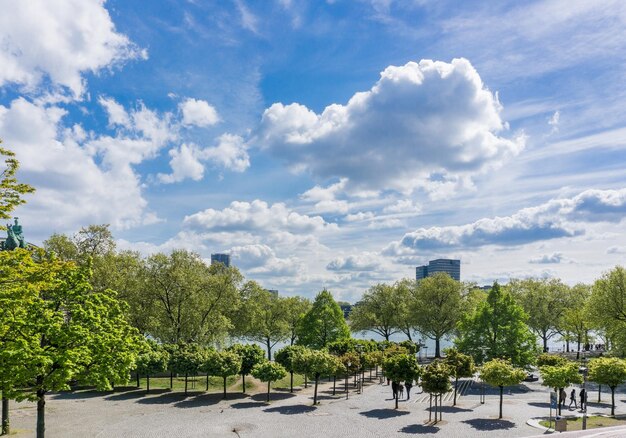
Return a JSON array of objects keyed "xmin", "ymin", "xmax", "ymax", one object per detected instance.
[
  {"xmin": 210, "ymin": 253, "xmax": 231, "ymax": 267},
  {"xmin": 415, "ymin": 258, "xmax": 461, "ymax": 281}
]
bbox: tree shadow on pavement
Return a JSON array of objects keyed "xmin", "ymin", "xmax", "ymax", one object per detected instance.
[
  {"xmin": 251, "ymin": 393, "xmax": 295, "ymax": 402},
  {"xmin": 136, "ymin": 392, "xmax": 199, "ymax": 405},
  {"xmin": 527, "ymin": 402, "xmax": 550, "ymax": 409},
  {"xmin": 263, "ymin": 404, "xmax": 317, "ymax": 415},
  {"xmin": 426, "ymin": 405, "xmax": 473, "ymax": 413},
  {"xmin": 106, "ymin": 390, "xmax": 153, "ymax": 401},
  {"xmin": 360, "ymin": 409, "xmax": 410, "ymax": 419},
  {"xmin": 51, "ymin": 390, "xmax": 110, "ymax": 400},
  {"xmin": 462, "ymin": 418, "xmax": 516, "ymax": 431},
  {"xmin": 230, "ymin": 401, "xmax": 266, "ymax": 409},
  {"xmin": 399, "ymin": 424, "xmax": 441, "ymax": 434},
  {"xmin": 175, "ymin": 393, "xmax": 247, "ymax": 408}
]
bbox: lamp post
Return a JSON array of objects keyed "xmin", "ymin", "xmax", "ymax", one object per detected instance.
[
  {"xmin": 346, "ymin": 361, "xmax": 351, "ymax": 400},
  {"xmin": 355, "ymin": 344, "xmax": 364, "ymax": 394},
  {"xmin": 479, "ymin": 346, "xmax": 490, "ymax": 404},
  {"xmin": 579, "ymin": 351, "xmax": 588, "ymax": 430}
]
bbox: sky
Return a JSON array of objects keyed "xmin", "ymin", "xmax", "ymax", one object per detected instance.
[{"xmin": 1, "ymin": 0, "xmax": 626, "ymax": 302}]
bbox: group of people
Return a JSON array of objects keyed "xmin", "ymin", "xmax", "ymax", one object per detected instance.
[
  {"xmin": 560, "ymin": 387, "xmax": 587, "ymax": 411},
  {"xmin": 385, "ymin": 379, "xmax": 415, "ymax": 400}
]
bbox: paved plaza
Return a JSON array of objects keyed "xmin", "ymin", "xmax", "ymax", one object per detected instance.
[{"xmin": 8, "ymin": 377, "xmax": 626, "ymax": 437}]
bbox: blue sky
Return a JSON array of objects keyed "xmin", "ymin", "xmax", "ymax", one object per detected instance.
[{"xmin": 2, "ymin": 0, "xmax": 626, "ymax": 301}]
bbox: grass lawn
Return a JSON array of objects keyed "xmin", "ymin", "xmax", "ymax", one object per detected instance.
[
  {"xmin": 540, "ymin": 415, "xmax": 626, "ymax": 431},
  {"xmin": 274, "ymin": 373, "xmax": 306, "ymax": 390},
  {"xmin": 138, "ymin": 375, "xmax": 238, "ymax": 393}
]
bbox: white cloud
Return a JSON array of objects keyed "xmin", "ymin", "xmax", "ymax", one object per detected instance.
[
  {"xmin": 327, "ymin": 252, "xmax": 379, "ymax": 272},
  {"xmin": 257, "ymin": 58, "xmax": 523, "ymax": 194},
  {"xmin": 0, "ymin": 0, "xmax": 145, "ymax": 97},
  {"xmin": 529, "ymin": 252, "xmax": 564, "ymax": 264},
  {"xmin": 345, "ymin": 211, "xmax": 375, "ymax": 222},
  {"xmin": 98, "ymin": 96, "xmax": 131, "ymax": 128},
  {"xmin": 382, "ymin": 199, "xmax": 421, "ymax": 214},
  {"xmin": 0, "ymin": 98, "xmax": 157, "ymax": 233},
  {"xmin": 235, "ymin": 0, "xmax": 259, "ymax": 33},
  {"xmin": 386, "ymin": 188, "xmax": 626, "ymax": 255},
  {"xmin": 607, "ymin": 246, "xmax": 626, "ymax": 255},
  {"xmin": 158, "ymin": 143, "xmax": 205, "ymax": 183},
  {"xmin": 179, "ymin": 98, "xmax": 220, "ymax": 127},
  {"xmin": 201, "ymin": 133, "xmax": 249, "ymax": 172},
  {"xmin": 183, "ymin": 199, "xmax": 336, "ymax": 233}
]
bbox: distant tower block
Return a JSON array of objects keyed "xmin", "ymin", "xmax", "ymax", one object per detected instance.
[
  {"xmin": 211, "ymin": 253, "xmax": 231, "ymax": 267},
  {"xmin": 415, "ymin": 259, "xmax": 460, "ymax": 281}
]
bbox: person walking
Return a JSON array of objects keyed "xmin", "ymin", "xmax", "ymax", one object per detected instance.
[
  {"xmin": 560, "ymin": 388, "xmax": 567, "ymax": 409},
  {"xmin": 398, "ymin": 383, "xmax": 404, "ymax": 399},
  {"xmin": 569, "ymin": 388, "xmax": 578, "ymax": 409},
  {"xmin": 391, "ymin": 381, "xmax": 398, "ymax": 399},
  {"xmin": 580, "ymin": 388, "xmax": 586, "ymax": 411},
  {"xmin": 405, "ymin": 380, "xmax": 413, "ymax": 400}
]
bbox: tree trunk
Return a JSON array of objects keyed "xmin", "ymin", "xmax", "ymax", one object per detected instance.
[
  {"xmin": 435, "ymin": 337, "xmax": 441, "ymax": 358},
  {"xmin": 36, "ymin": 390, "xmax": 45, "ymax": 438},
  {"xmin": 611, "ymin": 386, "xmax": 616, "ymax": 416},
  {"xmin": 439, "ymin": 394, "xmax": 442, "ymax": 421},
  {"xmin": 304, "ymin": 374, "xmax": 308, "ymax": 388},
  {"xmin": 453, "ymin": 376, "xmax": 459, "ymax": 405},
  {"xmin": 185, "ymin": 373, "xmax": 188, "ymax": 396},
  {"xmin": 313, "ymin": 374, "xmax": 319, "ymax": 405},
  {"xmin": 429, "ymin": 394, "xmax": 432, "ymax": 422},
  {"xmin": 2, "ymin": 394, "xmax": 9, "ymax": 436},
  {"xmin": 385, "ymin": 333, "xmax": 390, "ymax": 341},
  {"xmin": 543, "ymin": 336, "xmax": 548, "ymax": 353},
  {"xmin": 566, "ymin": 339, "xmax": 570, "ymax": 352},
  {"xmin": 333, "ymin": 376, "xmax": 336, "ymax": 395},
  {"xmin": 147, "ymin": 375, "xmax": 150, "ymax": 393},
  {"xmin": 499, "ymin": 386, "xmax": 503, "ymax": 419},
  {"xmin": 136, "ymin": 372, "xmax": 140, "ymax": 388},
  {"xmin": 406, "ymin": 330, "xmax": 412, "ymax": 341},
  {"xmin": 577, "ymin": 335, "xmax": 582, "ymax": 359},
  {"xmin": 558, "ymin": 387, "xmax": 563, "ymax": 416},
  {"xmin": 242, "ymin": 374, "xmax": 246, "ymax": 393},
  {"xmin": 206, "ymin": 373, "xmax": 209, "ymax": 391},
  {"xmin": 290, "ymin": 371, "xmax": 294, "ymax": 393},
  {"xmin": 170, "ymin": 371, "xmax": 173, "ymax": 389},
  {"xmin": 267, "ymin": 381, "xmax": 271, "ymax": 402},
  {"xmin": 266, "ymin": 339, "xmax": 272, "ymax": 361},
  {"xmin": 395, "ymin": 385, "xmax": 399, "ymax": 410},
  {"xmin": 598, "ymin": 385, "xmax": 602, "ymax": 403},
  {"xmin": 223, "ymin": 376, "xmax": 227, "ymax": 399},
  {"xmin": 434, "ymin": 393, "xmax": 438, "ymax": 423}
]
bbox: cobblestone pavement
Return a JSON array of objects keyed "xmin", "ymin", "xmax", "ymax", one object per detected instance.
[{"xmin": 9, "ymin": 377, "xmax": 626, "ymax": 437}]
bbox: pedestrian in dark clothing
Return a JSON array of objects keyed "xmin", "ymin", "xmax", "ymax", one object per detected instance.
[
  {"xmin": 391, "ymin": 381, "xmax": 398, "ymax": 399},
  {"xmin": 560, "ymin": 388, "xmax": 567, "ymax": 408},
  {"xmin": 398, "ymin": 383, "xmax": 404, "ymax": 399},
  {"xmin": 569, "ymin": 389, "xmax": 578, "ymax": 409},
  {"xmin": 580, "ymin": 389, "xmax": 586, "ymax": 411},
  {"xmin": 405, "ymin": 380, "xmax": 413, "ymax": 400}
]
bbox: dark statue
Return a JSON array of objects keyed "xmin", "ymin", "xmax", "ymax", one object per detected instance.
[{"xmin": 2, "ymin": 217, "xmax": 26, "ymax": 251}]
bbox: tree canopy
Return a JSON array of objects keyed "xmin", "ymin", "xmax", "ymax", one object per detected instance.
[
  {"xmin": 0, "ymin": 142, "xmax": 35, "ymax": 223},
  {"xmin": 297, "ymin": 289, "xmax": 350, "ymax": 349},
  {"xmin": 480, "ymin": 359, "xmax": 526, "ymax": 419}
]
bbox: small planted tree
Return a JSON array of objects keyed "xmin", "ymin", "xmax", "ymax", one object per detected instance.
[
  {"xmin": 136, "ymin": 347, "xmax": 170, "ymax": 393},
  {"xmin": 444, "ymin": 348, "xmax": 475, "ymax": 406},
  {"xmin": 588, "ymin": 357, "xmax": 626, "ymax": 416},
  {"xmin": 539, "ymin": 362, "xmax": 582, "ymax": 415},
  {"xmin": 228, "ymin": 344, "xmax": 265, "ymax": 393},
  {"xmin": 205, "ymin": 350, "xmax": 242, "ymax": 399},
  {"xmin": 251, "ymin": 361, "xmax": 287, "ymax": 402},
  {"xmin": 536, "ymin": 353, "xmax": 568, "ymax": 367},
  {"xmin": 170, "ymin": 344, "xmax": 207, "ymax": 396},
  {"xmin": 275, "ymin": 345, "xmax": 307, "ymax": 392},
  {"xmin": 306, "ymin": 350, "xmax": 338, "ymax": 405},
  {"xmin": 480, "ymin": 359, "xmax": 526, "ymax": 419},
  {"xmin": 421, "ymin": 361, "xmax": 451, "ymax": 422},
  {"xmin": 383, "ymin": 354, "xmax": 421, "ymax": 409},
  {"xmin": 339, "ymin": 352, "xmax": 361, "ymax": 393}
]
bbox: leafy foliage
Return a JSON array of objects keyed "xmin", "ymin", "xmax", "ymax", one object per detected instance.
[
  {"xmin": 383, "ymin": 354, "xmax": 421, "ymax": 383},
  {"xmin": 588, "ymin": 357, "xmax": 626, "ymax": 416},
  {"xmin": 480, "ymin": 358, "xmax": 526, "ymax": 388},
  {"xmin": 251, "ymin": 361, "xmax": 287, "ymax": 383},
  {"xmin": 0, "ymin": 142, "xmax": 35, "ymax": 224},
  {"xmin": 536, "ymin": 353, "xmax": 568, "ymax": 367},
  {"xmin": 296, "ymin": 289, "xmax": 350, "ymax": 349},
  {"xmin": 539, "ymin": 362, "xmax": 582, "ymax": 390},
  {"xmin": 456, "ymin": 282, "xmax": 538, "ymax": 368},
  {"xmin": 349, "ymin": 283, "xmax": 403, "ymax": 340},
  {"xmin": 421, "ymin": 361, "xmax": 452, "ymax": 395}
]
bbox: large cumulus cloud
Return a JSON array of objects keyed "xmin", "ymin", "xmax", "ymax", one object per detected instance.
[
  {"xmin": 256, "ymin": 58, "xmax": 524, "ymax": 193},
  {"xmin": 386, "ymin": 188, "xmax": 626, "ymax": 254}
]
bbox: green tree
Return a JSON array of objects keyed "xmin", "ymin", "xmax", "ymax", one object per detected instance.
[
  {"xmin": 456, "ymin": 282, "xmax": 538, "ymax": 368},
  {"xmin": 480, "ymin": 359, "xmax": 526, "ymax": 419},
  {"xmin": 536, "ymin": 353, "xmax": 568, "ymax": 367},
  {"xmin": 412, "ymin": 273, "xmax": 462, "ymax": 357},
  {"xmin": 588, "ymin": 357, "xmax": 626, "ymax": 416},
  {"xmin": 305, "ymin": 350, "xmax": 339, "ymax": 405},
  {"xmin": 421, "ymin": 361, "xmax": 452, "ymax": 422},
  {"xmin": 588, "ymin": 267, "xmax": 626, "ymax": 353},
  {"xmin": 394, "ymin": 279, "xmax": 419, "ymax": 340},
  {"xmin": 136, "ymin": 346, "xmax": 170, "ymax": 393},
  {"xmin": 0, "ymin": 249, "xmax": 143, "ymax": 438},
  {"xmin": 383, "ymin": 354, "xmax": 421, "ymax": 409},
  {"xmin": 228, "ymin": 344, "xmax": 265, "ymax": 393},
  {"xmin": 297, "ymin": 289, "xmax": 350, "ymax": 349},
  {"xmin": 170, "ymin": 344, "xmax": 208, "ymax": 396},
  {"xmin": 251, "ymin": 361, "xmax": 287, "ymax": 402},
  {"xmin": 0, "ymin": 142, "xmax": 35, "ymax": 223},
  {"xmin": 144, "ymin": 250, "xmax": 242, "ymax": 344},
  {"xmin": 508, "ymin": 278, "xmax": 571, "ymax": 352},
  {"xmin": 561, "ymin": 284, "xmax": 591, "ymax": 358},
  {"xmin": 205, "ymin": 350, "xmax": 242, "ymax": 399},
  {"xmin": 539, "ymin": 362, "xmax": 582, "ymax": 415},
  {"xmin": 282, "ymin": 296, "xmax": 311, "ymax": 345},
  {"xmin": 235, "ymin": 283, "xmax": 290, "ymax": 360},
  {"xmin": 443, "ymin": 348, "xmax": 475, "ymax": 406},
  {"xmin": 349, "ymin": 283, "xmax": 402, "ymax": 341},
  {"xmin": 274, "ymin": 345, "xmax": 307, "ymax": 392}
]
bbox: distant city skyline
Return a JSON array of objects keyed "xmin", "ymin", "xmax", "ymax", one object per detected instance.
[
  {"xmin": 3, "ymin": 1, "xmax": 626, "ymax": 302},
  {"xmin": 416, "ymin": 259, "xmax": 461, "ymax": 282}
]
